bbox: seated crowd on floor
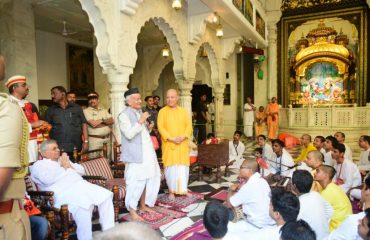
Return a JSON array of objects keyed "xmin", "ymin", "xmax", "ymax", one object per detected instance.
[{"xmin": 4, "ymin": 75, "xmax": 370, "ymax": 240}]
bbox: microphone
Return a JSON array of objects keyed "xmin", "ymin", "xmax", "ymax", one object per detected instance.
[{"xmin": 288, "ymin": 162, "xmax": 302, "ymax": 169}]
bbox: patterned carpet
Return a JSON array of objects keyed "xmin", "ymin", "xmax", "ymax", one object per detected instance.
[{"xmin": 87, "ymin": 138, "xmax": 361, "ymax": 239}]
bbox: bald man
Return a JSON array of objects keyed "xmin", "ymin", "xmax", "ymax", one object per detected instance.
[
  {"xmin": 294, "ymin": 134, "xmax": 316, "ymax": 163},
  {"xmin": 225, "ymin": 160, "xmax": 274, "ymax": 234},
  {"xmin": 304, "ymin": 150, "xmax": 325, "ymax": 192},
  {"xmin": 158, "ymin": 89, "xmax": 193, "ymax": 200}
]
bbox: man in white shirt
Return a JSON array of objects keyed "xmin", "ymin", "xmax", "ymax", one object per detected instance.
[
  {"xmin": 314, "ymin": 135, "xmax": 326, "ymax": 154},
  {"xmin": 335, "ymin": 131, "xmax": 353, "ymax": 161},
  {"xmin": 332, "ymin": 142, "xmax": 361, "ymax": 193},
  {"xmin": 268, "ymin": 139, "xmax": 295, "ymax": 177},
  {"xmin": 30, "ymin": 140, "xmax": 115, "ymax": 240},
  {"xmin": 326, "ymin": 176, "xmax": 370, "ymax": 240},
  {"xmin": 257, "ymin": 135, "xmax": 275, "ymax": 167},
  {"xmin": 292, "ymin": 170, "xmax": 333, "ymax": 239},
  {"xmin": 247, "ymin": 188, "xmax": 300, "ymax": 240},
  {"xmin": 358, "ymin": 135, "xmax": 370, "ymax": 172},
  {"xmin": 323, "ymin": 136, "xmax": 338, "ymax": 167},
  {"xmin": 280, "ymin": 220, "xmax": 316, "ymax": 240},
  {"xmin": 228, "ymin": 130, "xmax": 246, "ymax": 169},
  {"xmin": 119, "ymin": 88, "xmax": 161, "ymax": 221},
  {"xmin": 225, "ymin": 161, "xmax": 274, "ymax": 234}
]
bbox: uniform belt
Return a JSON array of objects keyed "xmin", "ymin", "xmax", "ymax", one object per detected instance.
[
  {"xmin": 0, "ymin": 199, "xmax": 22, "ymax": 214},
  {"xmin": 89, "ymin": 134, "xmax": 110, "ymax": 139}
]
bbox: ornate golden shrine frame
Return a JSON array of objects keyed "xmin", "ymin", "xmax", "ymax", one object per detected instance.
[{"xmin": 278, "ymin": 6, "xmax": 368, "ymax": 107}]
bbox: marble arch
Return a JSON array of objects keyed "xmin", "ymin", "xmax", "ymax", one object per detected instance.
[{"xmin": 199, "ymin": 42, "xmax": 220, "ymax": 87}]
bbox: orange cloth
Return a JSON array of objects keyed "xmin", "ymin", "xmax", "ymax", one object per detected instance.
[
  {"xmin": 278, "ymin": 133, "xmax": 301, "ymax": 148},
  {"xmin": 255, "ymin": 111, "xmax": 266, "ymax": 136},
  {"xmin": 266, "ymin": 103, "xmax": 279, "ymax": 139}
]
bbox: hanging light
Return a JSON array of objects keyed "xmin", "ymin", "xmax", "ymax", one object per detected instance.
[
  {"xmin": 172, "ymin": 0, "xmax": 182, "ymax": 10},
  {"xmin": 211, "ymin": 12, "xmax": 218, "ymax": 23},
  {"xmin": 216, "ymin": 14, "xmax": 223, "ymax": 38},
  {"xmin": 162, "ymin": 38, "xmax": 170, "ymax": 57}
]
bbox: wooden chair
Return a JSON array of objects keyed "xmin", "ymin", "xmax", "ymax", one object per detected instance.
[
  {"xmin": 78, "ymin": 147, "xmax": 125, "ymax": 221},
  {"xmin": 25, "ymin": 175, "xmax": 70, "ymax": 240},
  {"xmin": 197, "ymin": 141, "xmax": 230, "ymax": 183}
]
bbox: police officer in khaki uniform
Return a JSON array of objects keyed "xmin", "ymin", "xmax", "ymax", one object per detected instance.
[
  {"xmin": 83, "ymin": 91, "xmax": 114, "ymax": 152},
  {"xmin": 0, "ymin": 54, "xmax": 31, "ymax": 239}
]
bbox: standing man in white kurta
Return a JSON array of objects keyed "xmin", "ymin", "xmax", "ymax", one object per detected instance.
[
  {"xmin": 243, "ymin": 97, "xmax": 255, "ymax": 140},
  {"xmin": 119, "ymin": 88, "xmax": 161, "ymax": 221},
  {"xmin": 30, "ymin": 140, "xmax": 114, "ymax": 240}
]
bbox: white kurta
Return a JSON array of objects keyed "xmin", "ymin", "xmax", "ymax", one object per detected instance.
[
  {"xmin": 228, "ymin": 140, "xmax": 245, "ymax": 169},
  {"xmin": 229, "ymin": 173, "xmax": 275, "ymax": 229},
  {"xmin": 344, "ymin": 143, "xmax": 353, "ymax": 161},
  {"xmin": 30, "ymin": 159, "xmax": 114, "ymax": 240},
  {"xmin": 246, "ymin": 225, "xmax": 282, "ymax": 240},
  {"xmin": 323, "ymin": 150, "xmax": 335, "ymax": 166},
  {"xmin": 357, "ymin": 148, "xmax": 370, "ymax": 171},
  {"xmin": 243, "ymin": 103, "xmax": 254, "ymax": 137},
  {"xmin": 298, "ymin": 191, "xmax": 333, "ymax": 240},
  {"xmin": 333, "ymin": 159, "xmax": 362, "ymax": 193},
  {"xmin": 119, "ymin": 110, "xmax": 161, "ymax": 210},
  {"xmin": 326, "ymin": 212, "xmax": 365, "ymax": 240},
  {"xmin": 267, "ymin": 149, "xmax": 295, "ymax": 177}
]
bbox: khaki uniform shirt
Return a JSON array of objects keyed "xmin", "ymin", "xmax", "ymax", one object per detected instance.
[
  {"xmin": 83, "ymin": 106, "xmax": 112, "ymax": 136},
  {"xmin": 0, "ymin": 93, "xmax": 31, "ymax": 240}
]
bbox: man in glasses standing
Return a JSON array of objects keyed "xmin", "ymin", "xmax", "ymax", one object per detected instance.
[{"xmin": 225, "ymin": 160, "xmax": 275, "ymax": 235}]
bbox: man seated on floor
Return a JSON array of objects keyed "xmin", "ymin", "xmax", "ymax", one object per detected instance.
[
  {"xmin": 228, "ymin": 130, "xmax": 246, "ymax": 169},
  {"xmin": 314, "ymin": 165, "xmax": 352, "ymax": 231},
  {"xmin": 294, "ymin": 134, "xmax": 316, "ymax": 163},
  {"xmin": 358, "ymin": 135, "xmax": 370, "ymax": 173},
  {"xmin": 267, "ymin": 139, "xmax": 295, "ymax": 178},
  {"xmin": 247, "ymin": 188, "xmax": 300, "ymax": 239},
  {"xmin": 203, "ymin": 201, "xmax": 241, "ymax": 240},
  {"xmin": 323, "ymin": 136, "xmax": 338, "ymax": 166},
  {"xmin": 335, "ymin": 131, "xmax": 353, "ymax": 161},
  {"xmin": 332, "ymin": 142, "xmax": 361, "ymax": 193},
  {"xmin": 292, "ymin": 170, "xmax": 333, "ymax": 239},
  {"xmin": 225, "ymin": 160, "xmax": 274, "ymax": 233},
  {"xmin": 30, "ymin": 140, "xmax": 115, "ymax": 240},
  {"xmin": 257, "ymin": 135, "xmax": 275, "ymax": 170},
  {"xmin": 280, "ymin": 220, "xmax": 316, "ymax": 240},
  {"xmin": 304, "ymin": 150, "xmax": 325, "ymax": 192},
  {"xmin": 313, "ymin": 135, "xmax": 326, "ymax": 154},
  {"xmin": 326, "ymin": 176, "xmax": 370, "ymax": 239}
]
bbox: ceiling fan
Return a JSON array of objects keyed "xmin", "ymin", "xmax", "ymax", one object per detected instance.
[{"xmin": 60, "ymin": 20, "xmax": 77, "ymax": 36}]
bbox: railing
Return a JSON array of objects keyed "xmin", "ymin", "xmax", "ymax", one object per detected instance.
[{"xmin": 280, "ymin": 104, "xmax": 370, "ymax": 129}]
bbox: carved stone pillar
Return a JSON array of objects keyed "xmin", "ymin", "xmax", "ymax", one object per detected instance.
[
  {"xmin": 214, "ymin": 88, "xmax": 225, "ymax": 138},
  {"xmin": 107, "ymin": 67, "xmax": 133, "ymax": 142},
  {"xmin": 267, "ymin": 23, "xmax": 278, "ymax": 100},
  {"xmin": 178, "ymin": 80, "xmax": 193, "ymax": 120}
]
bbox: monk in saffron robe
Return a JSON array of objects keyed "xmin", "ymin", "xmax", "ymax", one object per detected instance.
[
  {"xmin": 158, "ymin": 89, "xmax": 193, "ymax": 200},
  {"xmin": 255, "ymin": 106, "xmax": 266, "ymax": 137},
  {"xmin": 265, "ymin": 97, "xmax": 279, "ymax": 140}
]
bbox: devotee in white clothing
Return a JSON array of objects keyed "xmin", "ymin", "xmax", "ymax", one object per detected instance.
[
  {"xmin": 292, "ymin": 170, "xmax": 333, "ymax": 239},
  {"xmin": 257, "ymin": 135, "xmax": 275, "ymax": 165},
  {"xmin": 119, "ymin": 88, "xmax": 161, "ymax": 221},
  {"xmin": 332, "ymin": 142, "xmax": 361, "ymax": 193},
  {"xmin": 225, "ymin": 161, "xmax": 274, "ymax": 233},
  {"xmin": 228, "ymin": 130, "xmax": 245, "ymax": 169},
  {"xmin": 267, "ymin": 139, "xmax": 295, "ymax": 177},
  {"xmin": 323, "ymin": 135, "xmax": 339, "ymax": 166},
  {"xmin": 203, "ymin": 201, "xmax": 242, "ymax": 240},
  {"xmin": 95, "ymin": 222, "xmax": 162, "ymax": 240},
  {"xmin": 357, "ymin": 135, "xmax": 370, "ymax": 172},
  {"xmin": 31, "ymin": 140, "xmax": 115, "ymax": 240},
  {"xmin": 335, "ymin": 131, "xmax": 353, "ymax": 161},
  {"xmin": 327, "ymin": 176, "xmax": 370, "ymax": 240},
  {"xmin": 313, "ymin": 135, "xmax": 326, "ymax": 154},
  {"xmin": 243, "ymin": 97, "xmax": 255, "ymax": 140},
  {"xmin": 247, "ymin": 188, "xmax": 300, "ymax": 240}
]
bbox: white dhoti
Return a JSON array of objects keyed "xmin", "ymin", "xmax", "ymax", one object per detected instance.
[
  {"xmin": 165, "ymin": 165, "xmax": 189, "ymax": 194},
  {"xmin": 227, "ymin": 219, "xmax": 262, "ymax": 235},
  {"xmin": 28, "ymin": 139, "xmax": 38, "ymax": 163},
  {"xmin": 69, "ymin": 197, "xmax": 115, "ymax": 240}
]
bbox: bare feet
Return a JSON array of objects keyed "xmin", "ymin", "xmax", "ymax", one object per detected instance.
[
  {"xmin": 186, "ymin": 192, "xmax": 192, "ymax": 197},
  {"xmin": 169, "ymin": 193, "xmax": 176, "ymax": 201},
  {"xmin": 129, "ymin": 210, "xmax": 144, "ymax": 222},
  {"xmin": 140, "ymin": 205, "xmax": 156, "ymax": 213}
]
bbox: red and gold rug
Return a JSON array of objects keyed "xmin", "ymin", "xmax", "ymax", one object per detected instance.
[{"xmin": 156, "ymin": 192, "xmax": 204, "ymax": 209}]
